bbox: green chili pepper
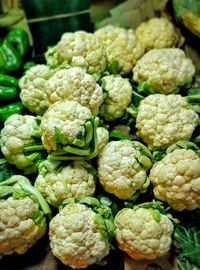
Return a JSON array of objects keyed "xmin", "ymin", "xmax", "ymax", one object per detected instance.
[
  {"xmin": 0, "ymin": 101, "xmax": 24, "ymax": 122},
  {"xmin": 0, "ymin": 86, "xmax": 18, "ymax": 100},
  {"xmin": 0, "ymin": 73, "xmax": 18, "ymax": 87}
]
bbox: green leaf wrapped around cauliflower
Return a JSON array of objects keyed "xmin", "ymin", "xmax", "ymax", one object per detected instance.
[
  {"xmin": 97, "ymin": 140, "xmax": 152, "ymax": 200},
  {"xmin": 35, "ymin": 160, "xmax": 96, "ymax": 208},
  {"xmin": 96, "ymin": 127, "xmax": 109, "ymax": 153},
  {"xmin": 114, "ymin": 203, "xmax": 174, "ymax": 260},
  {"xmin": 133, "ymin": 48, "xmax": 195, "ymax": 94},
  {"xmin": 149, "ymin": 148, "xmax": 200, "ymax": 211},
  {"xmin": 0, "ymin": 114, "xmax": 44, "ymax": 173},
  {"xmin": 135, "ymin": 94, "xmax": 199, "ymax": 150},
  {"xmin": 19, "ymin": 64, "xmax": 55, "ymax": 115},
  {"xmin": 135, "ymin": 17, "xmax": 183, "ymax": 51},
  {"xmin": 0, "ymin": 175, "xmax": 51, "ymax": 255},
  {"xmin": 49, "ymin": 197, "xmax": 114, "ymax": 269},
  {"xmin": 94, "ymin": 25, "xmax": 144, "ymax": 75},
  {"xmin": 45, "ymin": 67, "xmax": 103, "ymax": 115},
  {"xmin": 99, "ymin": 75, "xmax": 132, "ymax": 121}
]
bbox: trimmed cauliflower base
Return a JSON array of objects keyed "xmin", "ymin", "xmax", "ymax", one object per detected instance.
[
  {"xmin": 115, "ymin": 208, "xmax": 174, "ymax": 260},
  {"xmin": 149, "ymin": 149, "xmax": 200, "ymax": 211},
  {"xmin": 133, "ymin": 48, "xmax": 195, "ymax": 94},
  {"xmin": 0, "ymin": 196, "xmax": 46, "ymax": 255},
  {"xmin": 97, "ymin": 140, "xmax": 147, "ymax": 199},
  {"xmin": 94, "ymin": 25, "xmax": 144, "ymax": 75},
  {"xmin": 136, "ymin": 94, "xmax": 199, "ymax": 149},
  {"xmin": 49, "ymin": 203, "xmax": 110, "ymax": 269}
]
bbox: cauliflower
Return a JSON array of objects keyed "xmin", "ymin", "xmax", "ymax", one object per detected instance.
[
  {"xmin": 100, "ymin": 75, "xmax": 132, "ymax": 121},
  {"xmin": 19, "ymin": 64, "xmax": 55, "ymax": 115},
  {"xmin": 135, "ymin": 17, "xmax": 183, "ymax": 51},
  {"xmin": 35, "ymin": 161, "xmax": 96, "ymax": 208},
  {"xmin": 49, "ymin": 198, "xmax": 114, "ymax": 269},
  {"xmin": 136, "ymin": 94, "xmax": 199, "ymax": 150},
  {"xmin": 45, "ymin": 46, "xmax": 63, "ymax": 68},
  {"xmin": 97, "ymin": 140, "xmax": 152, "ymax": 199},
  {"xmin": 96, "ymin": 127, "xmax": 109, "ymax": 153},
  {"xmin": 45, "ymin": 67, "xmax": 103, "ymax": 115},
  {"xmin": 133, "ymin": 48, "xmax": 195, "ymax": 94},
  {"xmin": 94, "ymin": 25, "xmax": 144, "ymax": 75},
  {"xmin": 149, "ymin": 149, "xmax": 200, "ymax": 211},
  {"xmin": 114, "ymin": 205, "xmax": 174, "ymax": 260},
  {"xmin": 0, "ymin": 175, "xmax": 51, "ymax": 255}
]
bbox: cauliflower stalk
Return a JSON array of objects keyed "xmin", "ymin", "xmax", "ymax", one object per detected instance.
[{"xmin": 0, "ymin": 175, "xmax": 51, "ymax": 255}]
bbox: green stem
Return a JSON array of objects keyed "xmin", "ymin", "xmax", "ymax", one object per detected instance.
[
  {"xmin": 85, "ymin": 120, "xmax": 93, "ymax": 145},
  {"xmin": 24, "ymin": 144, "xmax": 45, "ymax": 152},
  {"xmin": 48, "ymin": 154, "xmax": 86, "ymax": 161},
  {"xmin": 63, "ymin": 145, "xmax": 91, "ymax": 156}
]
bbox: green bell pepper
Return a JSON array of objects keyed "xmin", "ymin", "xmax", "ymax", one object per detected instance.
[
  {"xmin": 0, "ymin": 74, "xmax": 18, "ymax": 100},
  {"xmin": 0, "ymin": 101, "xmax": 24, "ymax": 122}
]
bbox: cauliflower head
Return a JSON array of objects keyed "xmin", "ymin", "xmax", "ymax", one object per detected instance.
[
  {"xmin": 135, "ymin": 17, "xmax": 182, "ymax": 51},
  {"xmin": 45, "ymin": 67, "xmax": 103, "ymax": 115},
  {"xmin": 94, "ymin": 25, "xmax": 144, "ymax": 75},
  {"xmin": 149, "ymin": 149, "xmax": 200, "ymax": 211},
  {"xmin": 100, "ymin": 75, "xmax": 132, "ymax": 121},
  {"xmin": 114, "ymin": 207, "xmax": 174, "ymax": 260},
  {"xmin": 56, "ymin": 31, "xmax": 107, "ymax": 77},
  {"xmin": 35, "ymin": 161, "xmax": 96, "ymax": 208},
  {"xmin": 133, "ymin": 48, "xmax": 195, "ymax": 94},
  {"xmin": 19, "ymin": 64, "xmax": 55, "ymax": 115},
  {"xmin": 136, "ymin": 94, "xmax": 199, "ymax": 149},
  {"xmin": 96, "ymin": 127, "xmax": 109, "ymax": 153},
  {"xmin": 49, "ymin": 203, "xmax": 110, "ymax": 269}
]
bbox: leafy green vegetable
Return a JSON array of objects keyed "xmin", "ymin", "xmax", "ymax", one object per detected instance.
[{"xmin": 0, "ymin": 158, "xmax": 17, "ymax": 182}]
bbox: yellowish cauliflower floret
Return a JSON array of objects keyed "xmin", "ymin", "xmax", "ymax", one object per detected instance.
[
  {"xmin": 45, "ymin": 67, "xmax": 103, "ymax": 115},
  {"xmin": 19, "ymin": 65, "xmax": 55, "ymax": 115},
  {"xmin": 149, "ymin": 149, "xmax": 200, "ymax": 211},
  {"xmin": 45, "ymin": 45, "xmax": 62, "ymax": 68},
  {"xmin": 114, "ymin": 207, "xmax": 174, "ymax": 260},
  {"xmin": 0, "ymin": 196, "xmax": 46, "ymax": 255},
  {"xmin": 35, "ymin": 161, "xmax": 95, "ymax": 208},
  {"xmin": 100, "ymin": 75, "xmax": 132, "ymax": 121},
  {"xmin": 49, "ymin": 203, "xmax": 110, "ymax": 269},
  {"xmin": 56, "ymin": 31, "xmax": 107, "ymax": 76},
  {"xmin": 135, "ymin": 17, "xmax": 182, "ymax": 51},
  {"xmin": 94, "ymin": 25, "xmax": 144, "ymax": 75},
  {"xmin": 97, "ymin": 140, "xmax": 147, "ymax": 199},
  {"xmin": 96, "ymin": 127, "xmax": 109, "ymax": 153},
  {"xmin": 40, "ymin": 100, "xmax": 92, "ymax": 151},
  {"xmin": 136, "ymin": 94, "xmax": 199, "ymax": 149},
  {"xmin": 133, "ymin": 48, "xmax": 195, "ymax": 94}
]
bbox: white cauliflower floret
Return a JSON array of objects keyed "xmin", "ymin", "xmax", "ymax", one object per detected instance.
[
  {"xmin": 96, "ymin": 127, "xmax": 109, "ymax": 153},
  {"xmin": 100, "ymin": 75, "xmax": 132, "ymax": 121},
  {"xmin": 45, "ymin": 67, "xmax": 103, "ymax": 115},
  {"xmin": 149, "ymin": 149, "xmax": 200, "ymax": 211},
  {"xmin": 114, "ymin": 207, "xmax": 174, "ymax": 260},
  {"xmin": 35, "ymin": 161, "xmax": 96, "ymax": 208},
  {"xmin": 136, "ymin": 94, "xmax": 199, "ymax": 149},
  {"xmin": 45, "ymin": 46, "xmax": 62, "ymax": 68},
  {"xmin": 49, "ymin": 203, "xmax": 110, "ymax": 269},
  {"xmin": 133, "ymin": 48, "xmax": 195, "ymax": 94},
  {"xmin": 135, "ymin": 17, "xmax": 182, "ymax": 51},
  {"xmin": 94, "ymin": 25, "xmax": 144, "ymax": 75},
  {"xmin": 19, "ymin": 65, "xmax": 55, "ymax": 115}
]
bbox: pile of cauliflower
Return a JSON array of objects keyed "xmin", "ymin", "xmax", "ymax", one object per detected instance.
[{"xmin": 0, "ymin": 17, "xmax": 200, "ymax": 269}]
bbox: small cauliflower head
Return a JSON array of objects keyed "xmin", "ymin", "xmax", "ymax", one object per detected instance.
[
  {"xmin": 19, "ymin": 64, "xmax": 55, "ymax": 115},
  {"xmin": 45, "ymin": 67, "xmax": 103, "ymax": 115},
  {"xmin": 96, "ymin": 127, "xmax": 109, "ymax": 153},
  {"xmin": 35, "ymin": 161, "xmax": 96, "ymax": 208},
  {"xmin": 56, "ymin": 31, "xmax": 107, "ymax": 77},
  {"xmin": 133, "ymin": 48, "xmax": 195, "ymax": 94},
  {"xmin": 94, "ymin": 25, "xmax": 144, "ymax": 75},
  {"xmin": 149, "ymin": 149, "xmax": 200, "ymax": 211},
  {"xmin": 49, "ymin": 203, "xmax": 110, "ymax": 269},
  {"xmin": 97, "ymin": 140, "xmax": 150, "ymax": 199},
  {"xmin": 100, "ymin": 75, "xmax": 132, "ymax": 121},
  {"xmin": 136, "ymin": 94, "xmax": 199, "ymax": 149},
  {"xmin": 1, "ymin": 114, "xmax": 40, "ymax": 170},
  {"xmin": 135, "ymin": 17, "xmax": 182, "ymax": 51},
  {"xmin": 114, "ymin": 207, "xmax": 174, "ymax": 260}
]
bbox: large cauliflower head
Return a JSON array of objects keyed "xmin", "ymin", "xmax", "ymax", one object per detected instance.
[
  {"xmin": 94, "ymin": 25, "xmax": 144, "ymax": 75},
  {"xmin": 133, "ymin": 48, "xmax": 195, "ymax": 94},
  {"xmin": 19, "ymin": 64, "xmax": 55, "ymax": 115},
  {"xmin": 49, "ymin": 203, "xmax": 110, "ymax": 269},
  {"xmin": 45, "ymin": 67, "xmax": 103, "ymax": 115},
  {"xmin": 136, "ymin": 94, "xmax": 199, "ymax": 149},
  {"xmin": 114, "ymin": 207, "xmax": 174, "ymax": 260},
  {"xmin": 100, "ymin": 75, "xmax": 132, "ymax": 121},
  {"xmin": 149, "ymin": 149, "xmax": 200, "ymax": 211},
  {"xmin": 56, "ymin": 31, "xmax": 107, "ymax": 77}
]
